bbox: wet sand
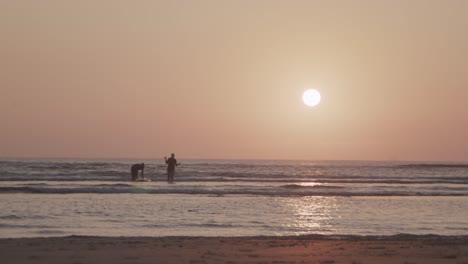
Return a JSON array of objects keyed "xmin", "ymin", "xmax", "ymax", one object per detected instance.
[{"xmin": 1, "ymin": 235, "xmax": 467, "ymax": 264}]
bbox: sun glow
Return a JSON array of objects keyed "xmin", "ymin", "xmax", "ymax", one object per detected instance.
[{"xmin": 302, "ymin": 89, "xmax": 321, "ymax": 107}]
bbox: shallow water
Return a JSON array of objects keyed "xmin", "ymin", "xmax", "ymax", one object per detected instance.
[
  {"xmin": 1, "ymin": 194, "xmax": 467, "ymax": 238},
  {"xmin": 1, "ymin": 159, "xmax": 468, "ymax": 196},
  {"xmin": 0, "ymin": 159, "xmax": 467, "ymax": 238}
]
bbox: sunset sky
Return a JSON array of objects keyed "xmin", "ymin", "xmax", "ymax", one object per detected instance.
[{"xmin": 1, "ymin": 0, "xmax": 468, "ymax": 161}]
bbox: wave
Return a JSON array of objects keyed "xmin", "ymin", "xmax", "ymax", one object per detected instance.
[
  {"xmin": 1, "ymin": 159, "xmax": 468, "ymax": 197},
  {"xmin": 0, "ymin": 215, "xmax": 21, "ymax": 220},
  {"xmin": 0, "ymin": 177, "xmax": 125, "ymax": 182},
  {"xmin": 399, "ymin": 164, "xmax": 468, "ymax": 169},
  {"xmin": 1, "ymin": 177, "xmax": 467, "ymax": 185},
  {"xmin": 93, "ymin": 183, "xmax": 133, "ymax": 187},
  {"xmin": 281, "ymin": 184, "xmax": 344, "ymax": 189},
  {"xmin": 0, "ymin": 224, "xmax": 52, "ymax": 229},
  {"xmin": 35, "ymin": 230, "xmax": 66, "ymax": 235},
  {"xmin": 1, "ymin": 186, "xmax": 467, "ymax": 197}
]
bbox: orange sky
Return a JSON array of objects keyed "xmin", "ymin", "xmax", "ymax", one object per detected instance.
[{"xmin": 1, "ymin": 0, "xmax": 468, "ymax": 161}]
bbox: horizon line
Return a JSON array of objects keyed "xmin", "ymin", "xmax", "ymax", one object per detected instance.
[{"xmin": 1, "ymin": 156, "xmax": 467, "ymax": 164}]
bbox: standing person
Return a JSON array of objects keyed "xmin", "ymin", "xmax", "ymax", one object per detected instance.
[
  {"xmin": 165, "ymin": 153, "xmax": 180, "ymax": 183},
  {"xmin": 130, "ymin": 163, "xmax": 145, "ymax": 181}
]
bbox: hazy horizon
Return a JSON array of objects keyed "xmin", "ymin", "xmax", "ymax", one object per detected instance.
[
  {"xmin": 2, "ymin": 155, "xmax": 468, "ymax": 164},
  {"xmin": 2, "ymin": 0, "xmax": 468, "ymax": 162}
]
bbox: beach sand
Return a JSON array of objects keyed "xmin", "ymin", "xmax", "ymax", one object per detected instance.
[{"xmin": 1, "ymin": 235, "xmax": 467, "ymax": 264}]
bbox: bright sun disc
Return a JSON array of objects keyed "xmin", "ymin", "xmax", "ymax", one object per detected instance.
[{"xmin": 302, "ymin": 89, "xmax": 321, "ymax": 107}]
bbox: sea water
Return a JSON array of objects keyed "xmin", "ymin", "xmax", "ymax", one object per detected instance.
[{"xmin": 0, "ymin": 159, "xmax": 467, "ymax": 238}]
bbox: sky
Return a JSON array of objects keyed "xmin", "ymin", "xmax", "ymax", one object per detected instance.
[{"xmin": 1, "ymin": 0, "xmax": 468, "ymax": 161}]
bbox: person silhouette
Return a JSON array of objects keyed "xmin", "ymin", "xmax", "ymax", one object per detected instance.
[
  {"xmin": 164, "ymin": 153, "xmax": 180, "ymax": 183},
  {"xmin": 130, "ymin": 163, "xmax": 145, "ymax": 181}
]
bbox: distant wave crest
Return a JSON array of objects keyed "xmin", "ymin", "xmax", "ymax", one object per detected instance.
[
  {"xmin": 0, "ymin": 186, "xmax": 467, "ymax": 197},
  {"xmin": 399, "ymin": 164, "xmax": 468, "ymax": 169}
]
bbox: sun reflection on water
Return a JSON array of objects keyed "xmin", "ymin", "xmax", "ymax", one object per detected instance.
[
  {"xmin": 277, "ymin": 196, "xmax": 339, "ymax": 235},
  {"xmin": 298, "ymin": 182, "xmax": 321, "ymax": 187}
]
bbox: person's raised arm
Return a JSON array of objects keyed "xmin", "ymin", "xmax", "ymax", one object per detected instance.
[{"xmin": 164, "ymin": 156, "xmax": 168, "ymax": 164}]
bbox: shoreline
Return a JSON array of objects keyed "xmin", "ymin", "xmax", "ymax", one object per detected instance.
[
  {"xmin": 1, "ymin": 235, "xmax": 467, "ymax": 263},
  {"xmin": 3, "ymin": 233, "xmax": 468, "ymax": 239}
]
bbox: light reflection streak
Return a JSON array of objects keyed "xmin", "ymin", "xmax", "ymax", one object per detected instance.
[{"xmin": 276, "ymin": 196, "xmax": 339, "ymax": 235}]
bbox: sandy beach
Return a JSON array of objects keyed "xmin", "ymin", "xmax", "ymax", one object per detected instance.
[{"xmin": 1, "ymin": 235, "xmax": 467, "ymax": 264}]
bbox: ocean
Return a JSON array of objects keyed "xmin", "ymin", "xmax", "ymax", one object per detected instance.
[{"xmin": 1, "ymin": 158, "xmax": 467, "ymax": 238}]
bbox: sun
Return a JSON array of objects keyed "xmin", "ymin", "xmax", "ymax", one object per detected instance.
[{"xmin": 302, "ymin": 89, "xmax": 321, "ymax": 107}]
